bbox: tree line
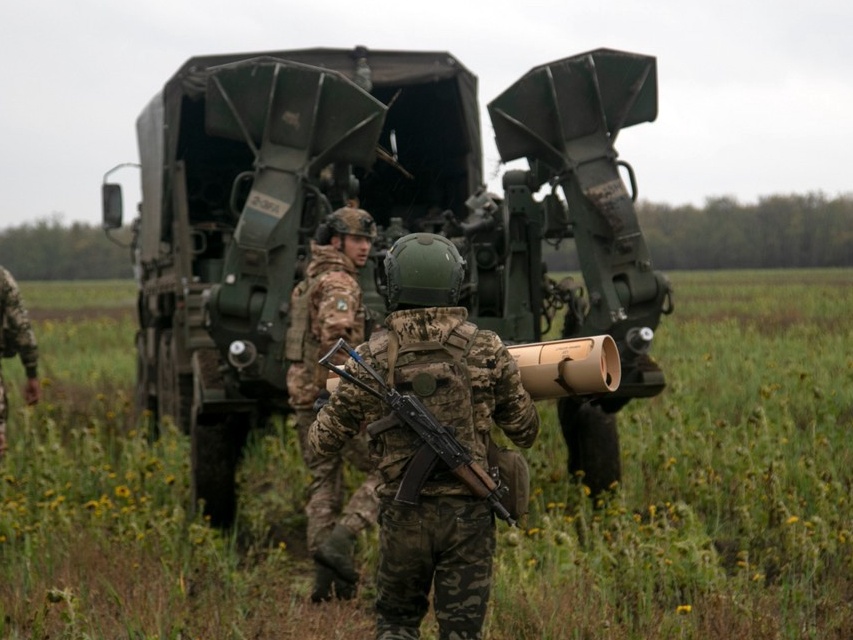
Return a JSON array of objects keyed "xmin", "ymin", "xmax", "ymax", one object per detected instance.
[
  {"xmin": 2, "ymin": 192, "xmax": 851, "ymax": 280},
  {"xmin": 639, "ymin": 192, "xmax": 853, "ymax": 270},
  {"xmin": 547, "ymin": 192, "xmax": 853, "ymax": 271},
  {"xmin": 0, "ymin": 216, "xmax": 133, "ymax": 280}
]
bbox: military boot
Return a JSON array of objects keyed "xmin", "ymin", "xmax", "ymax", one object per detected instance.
[
  {"xmin": 333, "ymin": 575, "xmax": 356, "ymax": 600},
  {"xmin": 314, "ymin": 524, "xmax": 359, "ymax": 585},
  {"xmin": 310, "ymin": 560, "xmax": 336, "ymax": 603}
]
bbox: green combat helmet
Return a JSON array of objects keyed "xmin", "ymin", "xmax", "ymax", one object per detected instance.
[{"xmin": 384, "ymin": 233, "xmax": 466, "ymax": 310}]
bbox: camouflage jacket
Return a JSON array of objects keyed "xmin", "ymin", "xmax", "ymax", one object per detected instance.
[
  {"xmin": 0, "ymin": 266, "xmax": 38, "ymax": 378},
  {"xmin": 285, "ymin": 242, "xmax": 367, "ymax": 409},
  {"xmin": 309, "ymin": 306, "xmax": 540, "ymax": 497}
]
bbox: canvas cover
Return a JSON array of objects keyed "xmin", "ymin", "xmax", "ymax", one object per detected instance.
[{"xmin": 136, "ymin": 47, "xmax": 482, "ymax": 261}]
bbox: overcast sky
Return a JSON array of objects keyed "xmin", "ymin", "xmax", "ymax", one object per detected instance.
[{"xmin": 2, "ymin": 0, "xmax": 851, "ymax": 231}]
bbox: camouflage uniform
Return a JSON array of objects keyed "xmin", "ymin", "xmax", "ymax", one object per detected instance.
[
  {"xmin": 285, "ymin": 241, "xmax": 379, "ymax": 553},
  {"xmin": 0, "ymin": 266, "xmax": 39, "ymax": 459},
  {"xmin": 310, "ymin": 306, "xmax": 540, "ymax": 639}
]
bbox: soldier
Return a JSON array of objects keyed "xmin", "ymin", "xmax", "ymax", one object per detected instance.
[
  {"xmin": 0, "ymin": 266, "xmax": 41, "ymax": 461},
  {"xmin": 310, "ymin": 233, "xmax": 540, "ymax": 639},
  {"xmin": 285, "ymin": 206, "xmax": 381, "ymax": 602}
]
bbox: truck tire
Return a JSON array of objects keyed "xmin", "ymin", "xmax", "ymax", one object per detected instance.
[
  {"xmin": 157, "ymin": 330, "xmax": 193, "ymax": 434},
  {"xmin": 558, "ymin": 399, "xmax": 622, "ymax": 498},
  {"xmin": 190, "ymin": 411, "xmax": 250, "ymax": 528},
  {"xmin": 135, "ymin": 331, "xmax": 158, "ymax": 436}
]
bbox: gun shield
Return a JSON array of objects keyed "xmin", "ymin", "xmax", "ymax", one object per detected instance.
[{"xmin": 509, "ymin": 335, "xmax": 621, "ymax": 399}]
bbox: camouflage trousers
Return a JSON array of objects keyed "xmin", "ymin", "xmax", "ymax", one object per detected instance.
[
  {"xmin": 0, "ymin": 370, "xmax": 6, "ymax": 459},
  {"xmin": 375, "ymin": 495, "xmax": 496, "ymax": 640},
  {"xmin": 294, "ymin": 408, "xmax": 380, "ymax": 552}
]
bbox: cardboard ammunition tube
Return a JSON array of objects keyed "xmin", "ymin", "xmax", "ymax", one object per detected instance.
[
  {"xmin": 326, "ymin": 334, "xmax": 621, "ymax": 399},
  {"xmin": 508, "ymin": 335, "xmax": 621, "ymax": 399}
]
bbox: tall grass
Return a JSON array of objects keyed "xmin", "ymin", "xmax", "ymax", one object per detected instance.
[{"xmin": 0, "ymin": 271, "xmax": 851, "ymax": 639}]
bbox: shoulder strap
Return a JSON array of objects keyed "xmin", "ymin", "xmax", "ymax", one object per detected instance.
[
  {"xmin": 444, "ymin": 321, "xmax": 478, "ymax": 360},
  {"xmin": 376, "ymin": 320, "xmax": 480, "ymax": 388}
]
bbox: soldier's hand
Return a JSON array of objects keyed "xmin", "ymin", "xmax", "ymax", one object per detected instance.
[
  {"xmin": 313, "ymin": 390, "xmax": 331, "ymax": 413},
  {"xmin": 24, "ymin": 377, "xmax": 40, "ymax": 406}
]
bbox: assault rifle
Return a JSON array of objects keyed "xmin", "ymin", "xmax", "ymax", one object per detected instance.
[{"xmin": 319, "ymin": 338, "xmax": 516, "ymax": 526}]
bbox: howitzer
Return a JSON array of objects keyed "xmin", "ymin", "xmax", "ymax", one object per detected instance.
[
  {"xmin": 319, "ymin": 338, "xmax": 517, "ymax": 526},
  {"xmin": 103, "ymin": 44, "xmax": 662, "ymax": 526}
]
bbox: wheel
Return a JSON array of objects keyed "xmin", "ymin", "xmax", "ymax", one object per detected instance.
[
  {"xmin": 558, "ymin": 399, "xmax": 622, "ymax": 497},
  {"xmin": 135, "ymin": 331, "xmax": 158, "ymax": 436},
  {"xmin": 157, "ymin": 330, "xmax": 176, "ymax": 423},
  {"xmin": 190, "ymin": 410, "xmax": 251, "ymax": 528},
  {"xmin": 156, "ymin": 330, "xmax": 193, "ymax": 434},
  {"xmin": 175, "ymin": 373, "xmax": 194, "ymax": 435}
]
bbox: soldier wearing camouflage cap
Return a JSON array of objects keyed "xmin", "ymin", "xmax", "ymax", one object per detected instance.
[
  {"xmin": 284, "ymin": 205, "xmax": 380, "ymax": 602},
  {"xmin": 0, "ymin": 266, "xmax": 41, "ymax": 461},
  {"xmin": 309, "ymin": 233, "xmax": 540, "ymax": 639}
]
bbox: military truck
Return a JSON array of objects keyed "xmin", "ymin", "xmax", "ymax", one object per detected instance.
[{"xmin": 103, "ymin": 46, "xmax": 672, "ymax": 526}]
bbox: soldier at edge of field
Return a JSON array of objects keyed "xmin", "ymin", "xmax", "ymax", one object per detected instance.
[
  {"xmin": 284, "ymin": 206, "xmax": 381, "ymax": 602},
  {"xmin": 0, "ymin": 266, "xmax": 41, "ymax": 460},
  {"xmin": 309, "ymin": 233, "xmax": 540, "ymax": 640}
]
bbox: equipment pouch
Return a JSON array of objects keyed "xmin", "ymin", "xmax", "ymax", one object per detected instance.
[
  {"xmin": 488, "ymin": 440, "xmax": 530, "ymax": 521},
  {"xmin": 284, "ymin": 280, "xmax": 310, "ymax": 362}
]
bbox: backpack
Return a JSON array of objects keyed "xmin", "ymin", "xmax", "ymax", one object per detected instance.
[
  {"xmin": 368, "ymin": 321, "xmax": 531, "ymax": 519},
  {"xmin": 368, "ymin": 321, "xmax": 480, "ymax": 495}
]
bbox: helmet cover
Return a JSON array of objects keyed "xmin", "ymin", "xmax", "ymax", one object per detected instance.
[
  {"xmin": 327, "ymin": 207, "xmax": 377, "ymax": 239},
  {"xmin": 384, "ymin": 233, "xmax": 466, "ymax": 310}
]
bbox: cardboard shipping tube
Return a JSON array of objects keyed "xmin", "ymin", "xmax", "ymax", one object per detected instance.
[
  {"xmin": 325, "ymin": 334, "xmax": 620, "ymax": 400},
  {"xmin": 508, "ymin": 335, "xmax": 621, "ymax": 399}
]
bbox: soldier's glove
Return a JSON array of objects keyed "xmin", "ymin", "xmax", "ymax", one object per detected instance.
[{"xmin": 313, "ymin": 390, "xmax": 331, "ymax": 413}]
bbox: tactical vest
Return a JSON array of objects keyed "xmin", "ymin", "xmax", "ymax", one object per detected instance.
[
  {"xmin": 368, "ymin": 321, "xmax": 482, "ymax": 495},
  {"xmin": 285, "ymin": 278, "xmax": 311, "ymax": 363},
  {"xmin": 284, "ymin": 278, "xmax": 328, "ymax": 387}
]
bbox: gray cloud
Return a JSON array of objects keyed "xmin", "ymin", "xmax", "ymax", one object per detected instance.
[{"xmin": 1, "ymin": 0, "xmax": 850, "ymax": 230}]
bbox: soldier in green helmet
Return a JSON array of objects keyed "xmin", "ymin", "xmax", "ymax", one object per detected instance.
[{"xmin": 310, "ymin": 232, "xmax": 540, "ymax": 639}]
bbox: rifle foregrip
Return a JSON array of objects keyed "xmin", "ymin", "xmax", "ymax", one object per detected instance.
[
  {"xmin": 452, "ymin": 463, "xmax": 515, "ymax": 524},
  {"xmin": 453, "ymin": 464, "xmax": 492, "ymax": 498}
]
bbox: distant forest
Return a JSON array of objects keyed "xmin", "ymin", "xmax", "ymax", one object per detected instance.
[{"xmin": 1, "ymin": 192, "xmax": 851, "ymax": 281}]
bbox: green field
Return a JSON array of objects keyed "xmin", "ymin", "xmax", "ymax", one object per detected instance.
[{"xmin": 1, "ymin": 270, "xmax": 851, "ymax": 639}]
